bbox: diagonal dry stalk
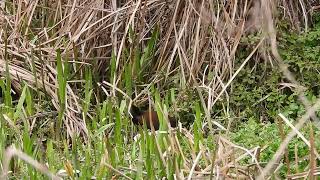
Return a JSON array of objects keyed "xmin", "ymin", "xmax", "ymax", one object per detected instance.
[
  {"xmin": 257, "ymin": 0, "xmax": 320, "ymax": 178},
  {"xmin": 1, "ymin": 146, "xmax": 62, "ymax": 180}
]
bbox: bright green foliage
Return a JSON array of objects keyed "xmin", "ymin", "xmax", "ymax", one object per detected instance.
[
  {"xmin": 226, "ymin": 14, "xmax": 320, "ymax": 123},
  {"xmin": 231, "ymin": 118, "xmax": 320, "ymax": 177},
  {"xmin": 227, "ymin": 13, "xmax": 320, "ymax": 178}
]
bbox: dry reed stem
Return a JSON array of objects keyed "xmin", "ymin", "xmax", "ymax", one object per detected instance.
[{"xmin": 1, "ymin": 146, "xmax": 62, "ymax": 180}]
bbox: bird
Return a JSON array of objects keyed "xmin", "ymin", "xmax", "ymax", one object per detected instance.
[{"xmin": 130, "ymin": 105, "xmax": 177, "ymax": 130}]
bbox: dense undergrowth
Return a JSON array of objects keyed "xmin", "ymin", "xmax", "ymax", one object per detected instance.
[
  {"xmin": 1, "ymin": 0, "xmax": 320, "ymax": 179},
  {"xmin": 229, "ymin": 13, "xmax": 320, "ymax": 176}
]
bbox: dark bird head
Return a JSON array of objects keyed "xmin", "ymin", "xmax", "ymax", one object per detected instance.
[
  {"xmin": 130, "ymin": 104, "xmax": 143, "ymax": 125},
  {"xmin": 168, "ymin": 116, "xmax": 178, "ymax": 128},
  {"xmin": 130, "ymin": 104, "xmax": 178, "ymax": 130}
]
